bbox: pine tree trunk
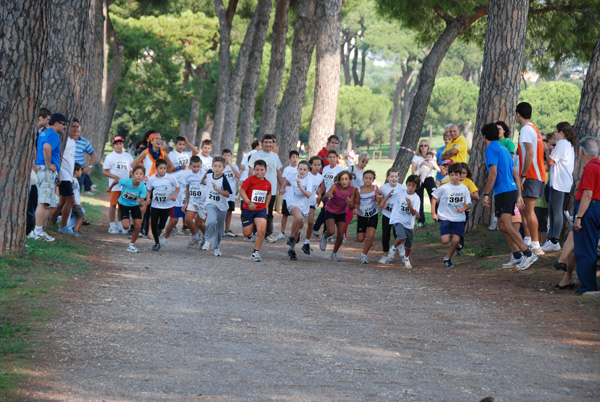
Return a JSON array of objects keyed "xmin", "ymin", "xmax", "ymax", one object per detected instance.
[
  {"xmin": 187, "ymin": 65, "xmax": 209, "ymax": 146},
  {"xmin": 275, "ymin": 0, "xmax": 317, "ymax": 164},
  {"xmin": 389, "ymin": 67, "xmax": 414, "ymax": 159},
  {"xmin": 257, "ymin": 0, "xmax": 290, "ymax": 140},
  {"xmin": 341, "ymin": 42, "xmax": 352, "ymax": 85},
  {"xmin": 399, "ymin": 75, "xmax": 419, "ymax": 145},
  {"xmin": 0, "ymin": 0, "xmax": 50, "ymax": 254},
  {"xmin": 467, "ymin": 0, "xmax": 529, "ymax": 231},
  {"xmin": 392, "ymin": 7, "xmax": 488, "ymax": 179},
  {"xmin": 220, "ymin": 0, "xmax": 271, "ymax": 152},
  {"xmin": 307, "ymin": 0, "xmax": 343, "ymax": 157},
  {"xmin": 101, "ymin": 7, "xmax": 124, "ymax": 150}
]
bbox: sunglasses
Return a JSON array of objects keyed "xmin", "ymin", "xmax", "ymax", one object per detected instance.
[{"xmin": 420, "ymin": 145, "xmax": 429, "ymax": 147}]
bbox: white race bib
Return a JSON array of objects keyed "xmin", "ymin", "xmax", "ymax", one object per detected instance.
[
  {"xmin": 189, "ymin": 185, "xmax": 203, "ymax": 198},
  {"xmin": 153, "ymin": 191, "xmax": 167, "ymax": 203},
  {"xmin": 251, "ymin": 190, "xmax": 267, "ymax": 203},
  {"xmin": 122, "ymin": 191, "xmax": 138, "ymax": 201},
  {"xmin": 208, "ymin": 190, "xmax": 221, "ymax": 202},
  {"xmin": 115, "ymin": 161, "xmax": 129, "ymax": 171}
]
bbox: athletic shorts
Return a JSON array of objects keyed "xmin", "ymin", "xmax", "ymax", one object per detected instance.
[
  {"xmin": 535, "ymin": 206, "xmax": 548, "ymax": 232},
  {"xmin": 72, "ymin": 204, "xmax": 85, "ymax": 219},
  {"xmin": 241, "ymin": 207, "xmax": 267, "ymax": 227},
  {"xmin": 186, "ymin": 202, "xmax": 207, "ymax": 220},
  {"xmin": 440, "ymin": 220, "xmax": 465, "ymax": 237},
  {"xmin": 109, "ymin": 191, "xmax": 121, "ymax": 206},
  {"xmin": 357, "ymin": 215, "xmax": 378, "ymax": 233},
  {"xmin": 522, "ymin": 178, "xmax": 544, "ymax": 198},
  {"xmin": 58, "ymin": 180, "xmax": 74, "ymax": 197},
  {"xmin": 36, "ymin": 169, "xmax": 59, "ymax": 207},
  {"xmin": 325, "ymin": 210, "xmax": 346, "ymax": 223},
  {"xmin": 494, "ymin": 190, "xmax": 517, "ymax": 218},
  {"xmin": 120, "ymin": 203, "xmax": 142, "ymax": 220},
  {"xmin": 392, "ymin": 223, "xmax": 414, "ymax": 249},
  {"xmin": 170, "ymin": 206, "xmax": 185, "ymax": 219},
  {"xmin": 282, "ymin": 200, "xmax": 291, "ymax": 216},
  {"xmin": 228, "ymin": 200, "xmax": 235, "ymax": 212}
]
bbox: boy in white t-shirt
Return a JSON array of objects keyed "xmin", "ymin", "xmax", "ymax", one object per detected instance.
[
  {"xmin": 201, "ymin": 156, "xmax": 232, "ymax": 256},
  {"xmin": 222, "ymin": 149, "xmax": 241, "ymax": 237},
  {"xmin": 167, "ymin": 136, "xmax": 199, "ymax": 236},
  {"xmin": 70, "ymin": 163, "xmax": 87, "ymax": 237},
  {"xmin": 431, "ymin": 163, "xmax": 472, "ymax": 267},
  {"xmin": 313, "ymin": 150, "xmax": 345, "ymax": 237},
  {"xmin": 182, "ymin": 156, "xmax": 207, "ymax": 248},
  {"xmin": 102, "ymin": 135, "xmax": 133, "ymax": 234},
  {"xmin": 199, "ymin": 139, "xmax": 213, "ymax": 171},
  {"xmin": 167, "ymin": 136, "xmax": 199, "ymax": 170},
  {"xmin": 277, "ymin": 150, "xmax": 300, "ymax": 241},
  {"xmin": 387, "ymin": 175, "xmax": 421, "ymax": 268}
]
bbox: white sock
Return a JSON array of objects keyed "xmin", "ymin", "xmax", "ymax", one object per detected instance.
[
  {"xmin": 532, "ymin": 241, "xmax": 540, "ymax": 248},
  {"xmin": 129, "ymin": 243, "xmax": 134, "ymax": 247},
  {"xmin": 35, "ymin": 225, "xmax": 43, "ymax": 233},
  {"xmin": 117, "ymin": 221, "xmax": 124, "ymax": 230},
  {"xmin": 390, "ymin": 245, "xmax": 397, "ymax": 251},
  {"xmin": 304, "ymin": 239, "xmax": 310, "ymax": 244},
  {"xmin": 110, "ymin": 222, "xmax": 116, "ymax": 229}
]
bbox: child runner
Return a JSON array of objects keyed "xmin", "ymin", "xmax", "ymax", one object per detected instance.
[
  {"xmin": 280, "ymin": 160, "xmax": 313, "ymax": 260},
  {"xmin": 106, "ymin": 165, "xmax": 147, "ymax": 253},
  {"xmin": 378, "ymin": 168, "xmax": 406, "ymax": 263},
  {"xmin": 168, "ymin": 135, "xmax": 199, "ymax": 235},
  {"xmin": 168, "ymin": 136, "xmax": 199, "ymax": 168},
  {"xmin": 201, "ymin": 156, "xmax": 232, "ymax": 256},
  {"xmin": 102, "ymin": 135, "xmax": 133, "ymax": 234},
  {"xmin": 181, "ymin": 155, "xmax": 207, "ymax": 248},
  {"xmin": 319, "ymin": 171, "xmax": 359, "ymax": 261},
  {"xmin": 302, "ymin": 156, "xmax": 324, "ymax": 255},
  {"xmin": 277, "ymin": 150, "xmax": 300, "ymax": 241},
  {"xmin": 387, "ymin": 175, "xmax": 421, "ymax": 268},
  {"xmin": 313, "ymin": 150, "xmax": 345, "ymax": 237},
  {"xmin": 354, "ymin": 170, "xmax": 383, "ymax": 264},
  {"xmin": 240, "ymin": 160, "xmax": 272, "ymax": 262},
  {"xmin": 146, "ymin": 159, "xmax": 180, "ymax": 251},
  {"xmin": 70, "ymin": 163, "xmax": 87, "ymax": 237},
  {"xmin": 198, "ymin": 139, "xmax": 213, "ymax": 171},
  {"xmin": 431, "ymin": 163, "xmax": 472, "ymax": 267},
  {"xmin": 222, "ymin": 149, "xmax": 241, "ymax": 237}
]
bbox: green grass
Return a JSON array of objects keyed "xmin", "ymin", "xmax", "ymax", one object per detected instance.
[{"xmin": 0, "ymin": 238, "xmax": 90, "ymax": 399}]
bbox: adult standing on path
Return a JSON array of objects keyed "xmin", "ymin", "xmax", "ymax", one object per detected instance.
[
  {"xmin": 31, "ymin": 113, "xmax": 69, "ymax": 242},
  {"xmin": 542, "ymin": 122, "xmax": 575, "ymax": 252},
  {"xmin": 27, "ymin": 107, "xmax": 52, "ymax": 236},
  {"xmin": 516, "ymin": 102, "xmax": 546, "ymax": 255},
  {"xmin": 481, "ymin": 123, "xmax": 537, "ymax": 270},
  {"xmin": 317, "ymin": 135, "xmax": 340, "ymax": 167},
  {"xmin": 73, "ymin": 119, "xmax": 97, "ymax": 194},
  {"xmin": 249, "ymin": 135, "xmax": 283, "ymax": 242},
  {"xmin": 573, "ymin": 136, "xmax": 600, "ymax": 294},
  {"xmin": 412, "ymin": 140, "xmax": 438, "ymax": 227},
  {"xmin": 441, "ymin": 124, "xmax": 469, "ymax": 163}
]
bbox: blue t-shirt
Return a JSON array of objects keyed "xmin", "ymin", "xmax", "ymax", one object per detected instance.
[
  {"xmin": 75, "ymin": 136, "xmax": 95, "ymax": 165},
  {"xmin": 35, "ymin": 128, "xmax": 61, "ymax": 168},
  {"xmin": 118, "ymin": 178, "xmax": 147, "ymax": 207},
  {"xmin": 486, "ymin": 141, "xmax": 517, "ymax": 195},
  {"xmin": 436, "ymin": 146, "xmax": 445, "ymax": 181}
]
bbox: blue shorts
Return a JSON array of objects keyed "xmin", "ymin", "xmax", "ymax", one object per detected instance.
[
  {"xmin": 241, "ymin": 207, "xmax": 267, "ymax": 227},
  {"xmin": 170, "ymin": 206, "xmax": 185, "ymax": 219},
  {"xmin": 440, "ymin": 220, "xmax": 465, "ymax": 237}
]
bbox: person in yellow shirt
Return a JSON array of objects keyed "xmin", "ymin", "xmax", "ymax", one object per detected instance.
[{"xmin": 442, "ymin": 124, "xmax": 469, "ymax": 163}]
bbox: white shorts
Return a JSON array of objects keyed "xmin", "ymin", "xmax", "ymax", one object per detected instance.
[
  {"xmin": 186, "ymin": 202, "xmax": 207, "ymax": 220},
  {"xmin": 36, "ymin": 168, "xmax": 58, "ymax": 207},
  {"xmin": 287, "ymin": 203, "xmax": 308, "ymax": 219}
]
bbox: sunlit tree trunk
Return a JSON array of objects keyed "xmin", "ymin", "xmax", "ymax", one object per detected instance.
[{"xmin": 389, "ymin": 64, "xmax": 414, "ymax": 159}]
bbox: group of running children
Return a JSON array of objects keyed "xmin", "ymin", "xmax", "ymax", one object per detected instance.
[{"xmin": 103, "ymin": 134, "xmax": 475, "ymax": 267}]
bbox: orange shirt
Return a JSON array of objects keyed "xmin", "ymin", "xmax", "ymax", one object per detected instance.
[
  {"xmin": 142, "ymin": 148, "xmax": 167, "ymax": 176},
  {"xmin": 518, "ymin": 122, "xmax": 546, "ymax": 181}
]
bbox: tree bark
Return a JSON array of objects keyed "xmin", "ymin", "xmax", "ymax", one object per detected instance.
[
  {"xmin": 275, "ymin": 0, "xmax": 317, "ymax": 164},
  {"xmin": 399, "ymin": 73, "xmax": 419, "ymax": 144},
  {"xmin": 392, "ymin": 6, "xmax": 488, "ymax": 180},
  {"xmin": 307, "ymin": 0, "xmax": 343, "ymax": 157},
  {"xmin": 341, "ymin": 41, "xmax": 352, "ymax": 85},
  {"xmin": 0, "ymin": 0, "xmax": 50, "ymax": 254},
  {"xmin": 257, "ymin": 0, "xmax": 290, "ymax": 141},
  {"xmin": 101, "ymin": 8, "xmax": 124, "ymax": 149},
  {"xmin": 220, "ymin": 0, "xmax": 271, "ymax": 152},
  {"xmin": 389, "ymin": 65, "xmax": 414, "ymax": 159},
  {"xmin": 181, "ymin": 64, "xmax": 209, "ymax": 144},
  {"xmin": 467, "ymin": 0, "xmax": 529, "ymax": 230}
]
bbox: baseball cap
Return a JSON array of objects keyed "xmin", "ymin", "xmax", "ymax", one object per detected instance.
[
  {"xmin": 442, "ymin": 159, "xmax": 453, "ymax": 166},
  {"xmin": 112, "ymin": 135, "xmax": 125, "ymax": 144},
  {"xmin": 49, "ymin": 113, "xmax": 70, "ymax": 125}
]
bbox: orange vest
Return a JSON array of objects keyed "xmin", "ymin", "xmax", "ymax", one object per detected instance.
[
  {"xmin": 142, "ymin": 148, "xmax": 167, "ymax": 176},
  {"xmin": 518, "ymin": 123, "xmax": 546, "ymax": 181}
]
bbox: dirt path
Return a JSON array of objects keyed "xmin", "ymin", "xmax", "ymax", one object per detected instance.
[{"xmin": 18, "ymin": 194, "xmax": 600, "ymax": 401}]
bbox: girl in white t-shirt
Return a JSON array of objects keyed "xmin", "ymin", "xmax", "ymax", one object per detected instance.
[
  {"xmin": 303, "ymin": 156, "xmax": 324, "ymax": 254},
  {"xmin": 280, "ymin": 161, "xmax": 313, "ymax": 261},
  {"xmin": 378, "ymin": 168, "xmax": 406, "ymax": 264},
  {"xmin": 354, "ymin": 170, "xmax": 383, "ymax": 264}
]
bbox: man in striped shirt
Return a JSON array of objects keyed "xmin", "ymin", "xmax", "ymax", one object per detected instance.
[{"xmin": 72, "ymin": 118, "xmax": 97, "ymax": 193}]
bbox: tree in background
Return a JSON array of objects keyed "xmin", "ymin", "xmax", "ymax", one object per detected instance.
[{"xmin": 518, "ymin": 81, "xmax": 581, "ymax": 133}]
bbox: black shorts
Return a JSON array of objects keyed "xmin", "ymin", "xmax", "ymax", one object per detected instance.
[
  {"xmin": 325, "ymin": 210, "xmax": 346, "ymax": 223},
  {"xmin": 282, "ymin": 200, "xmax": 291, "ymax": 216},
  {"xmin": 228, "ymin": 200, "xmax": 235, "ymax": 212},
  {"xmin": 534, "ymin": 206, "xmax": 548, "ymax": 232},
  {"xmin": 58, "ymin": 180, "xmax": 74, "ymax": 197},
  {"xmin": 494, "ymin": 190, "xmax": 517, "ymax": 218},
  {"xmin": 357, "ymin": 215, "xmax": 378, "ymax": 233},
  {"xmin": 120, "ymin": 204, "xmax": 142, "ymax": 220}
]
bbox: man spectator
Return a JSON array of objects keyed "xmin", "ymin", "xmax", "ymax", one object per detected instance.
[
  {"xmin": 317, "ymin": 135, "xmax": 340, "ymax": 167},
  {"xmin": 73, "ymin": 119, "xmax": 96, "ymax": 194},
  {"xmin": 573, "ymin": 137, "xmax": 600, "ymax": 294},
  {"xmin": 441, "ymin": 124, "xmax": 469, "ymax": 163},
  {"xmin": 27, "ymin": 107, "xmax": 52, "ymax": 236},
  {"xmin": 516, "ymin": 102, "xmax": 546, "ymax": 255},
  {"xmin": 480, "ymin": 123, "xmax": 537, "ymax": 270},
  {"xmin": 249, "ymin": 134, "xmax": 283, "ymax": 242},
  {"xmin": 31, "ymin": 113, "xmax": 69, "ymax": 242}
]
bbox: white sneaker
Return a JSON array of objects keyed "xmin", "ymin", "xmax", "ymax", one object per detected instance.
[
  {"xmin": 188, "ymin": 236, "xmax": 201, "ymax": 248},
  {"xmin": 502, "ymin": 256, "xmax": 521, "ymax": 268},
  {"xmin": 387, "ymin": 248, "xmax": 396, "ymax": 262},
  {"xmin": 488, "ymin": 217, "xmax": 498, "ymax": 231},
  {"xmin": 224, "ymin": 230, "xmax": 238, "ymax": 237},
  {"xmin": 119, "ymin": 228, "xmax": 128, "ymax": 235},
  {"xmin": 360, "ymin": 254, "xmax": 369, "ymax": 264},
  {"xmin": 27, "ymin": 231, "xmax": 36, "ymax": 239},
  {"xmin": 246, "ymin": 234, "xmax": 256, "ymax": 242},
  {"xmin": 312, "ymin": 230, "xmax": 320, "ymax": 238},
  {"xmin": 403, "ymin": 258, "xmax": 412, "ymax": 269},
  {"xmin": 378, "ymin": 255, "xmax": 389, "ymax": 264},
  {"xmin": 327, "ymin": 235, "xmax": 336, "ymax": 243},
  {"xmin": 127, "ymin": 244, "xmax": 140, "ymax": 253},
  {"xmin": 541, "ymin": 240, "xmax": 561, "ymax": 252},
  {"xmin": 251, "ymin": 250, "xmax": 261, "ymax": 262},
  {"xmin": 202, "ymin": 242, "xmax": 210, "ymax": 251},
  {"xmin": 319, "ymin": 235, "xmax": 327, "ymax": 251},
  {"xmin": 530, "ymin": 245, "xmax": 545, "ymax": 256},
  {"xmin": 516, "ymin": 254, "xmax": 538, "ymax": 270},
  {"xmin": 171, "ymin": 227, "xmax": 179, "ymax": 236},
  {"xmin": 399, "ymin": 246, "xmax": 406, "ymax": 258},
  {"xmin": 330, "ymin": 252, "xmax": 340, "ymax": 262},
  {"xmin": 159, "ymin": 237, "xmax": 169, "ymax": 246},
  {"xmin": 265, "ymin": 235, "xmax": 278, "ymax": 243},
  {"xmin": 108, "ymin": 226, "xmax": 120, "ymax": 234},
  {"xmin": 342, "ymin": 235, "xmax": 346, "ymax": 244},
  {"xmin": 213, "ymin": 248, "xmax": 222, "ymax": 257},
  {"xmin": 275, "ymin": 232, "xmax": 286, "ymax": 241},
  {"xmin": 32, "ymin": 230, "xmax": 55, "ymax": 242}
]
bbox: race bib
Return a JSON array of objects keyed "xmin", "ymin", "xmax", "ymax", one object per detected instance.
[
  {"xmin": 385, "ymin": 203, "xmax": 394, "ymax": 212},
  {"xmin": 122, "ymin": 191, "xmax": 138, "ymax": 201},
  {"xmin": 363, "ymin": 207, "xmax": 378, "ymax": 217},
  {"xmin": 448, "ymin": 194, "xmax": 464, "ymax": 206},
  {"xmin": 208, "ymin": 190, "xmax": 221, "ymax": 202},
  {"xmin": 251, "ymin": 190, "xmax": 267, "ymax": 203},
  {"xmin": 225, "ymin": 171, "xmax": 235, "ymax": 180},
  {"xmin": 189, "ymin": 185, "xmax": 203, "ymax": 198},
  {"xmin": 178, "ymin": 156, "xmax": 189, "ymax": 167},
  {"xmin": 115, "ymin": 161, "xmax": 129, "ymax": 171},
  {"xmin": 400, "ymin": 203, "xmax": 410, "ymax": 213},
  {"xmin": 153, "ymin": 191, "xmax": 167, "ymax": 203}
]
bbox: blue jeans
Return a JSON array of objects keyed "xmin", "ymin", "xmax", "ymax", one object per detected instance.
[
  {"xmin": 77, "ymin": 173, "xmax": 93, "ymax": 192},
  {"xmin": 573, "ymin": 202, "xmax": 600, "ymax": 292}
]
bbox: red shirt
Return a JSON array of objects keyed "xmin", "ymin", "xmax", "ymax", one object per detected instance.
[
  {"xmin": 576, "ymin": 158, "xmax": 600, "ymax": 201},
  {"xmin": 317, "ymin": 147, "xmax": 329, "ymax": 166},
  {"xmin": 241, "ymin": 175, "xmax": 272, "ymax": 210}
]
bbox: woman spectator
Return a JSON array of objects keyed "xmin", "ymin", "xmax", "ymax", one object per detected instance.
[
  {"xmin": 542, "ymin": 122, "xmax": 575, "ymax": 252},
  {"xmin": 412, "ymin": 140, "xmax": 437, "ymax": 227}
]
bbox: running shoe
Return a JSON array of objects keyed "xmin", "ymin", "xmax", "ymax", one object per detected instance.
[
  {"xmin": 265, "ymin": 235, "xmax": 278, "ymax": 243},
  {"xmin": 224, "ymin": 230, "xmax": 238, "ymax": 237},
  {"xmin": 516, "ymin": 254, "xmax": 538, "ymax": 270},
  {"xmin": 312, "ymin": 230, "xmax": 320, "ymax": 238},
  {"xmin": 27, "ymin": 231, "xmax": 36, "ymax": 239},
  {"xmin": 456, "ymin": 244, "xmax": 463, "ymax": 256},
  {"xmin": 119, "ymin": 228, "xmax": 129, "ymax": 235},
  {"xmin": 342, "ymin": 235, "xmax": 346, "ymax": 244},
  {"xmin": 378, "ymin": 255, "xmax": 389, "ymax": 264},
  {"xmin": 73, "ymin": 231, "xmax": 87, "ymax": 238},
  {"xmin": 182, "ymin": 228, "xmax": 192, "ymax": 236},
  {"xmin": 251, "ymin": 250, "xmax": 261, "ymax": 262},
  {"xmin": 127, "ymin": 244, "xmax": 140, "ymax": 253},
  {"xmin": 160, "ymin": 237, "xmax": 169, "ymax": 246},
  {"xmin": 288, "ymin": 248, "xmax": 297, "ymax": 261},
  {"xmin": 541, "ymin": 240, "xmax": 561, "ymax": 252},
  {"xmin": 488, "ymin": 217, "xmax": 498, "ymax": 231},
  {"xmin": 443, "ymin": 258, "xmax": 454, "ymax": 268},
  {"xmin": 108, "ymin": 226, "xmax": 120, "ymax": 234},
  {"xmin": 319, "ymin": 235, "xmax": 327, "ymax": 251},
  {"xmin": 387, "ymin": 247, "xmax": 396, "ymax": 262},
  {"xmin": 502, "ymin": 257, "xmax": 521, "ymax": 268},
  {"xmin": 58, "ymin": 227, "xmax": 74, "ymax": 235},
  {"xmin": 417, "ymin": 222, "xmax": 424, "ymax": 228},
  {"xmin": 330, "ymin": 252, "xmax": 341, "ymax": 262},
  {"xmin": 202, "ymin": 242, "xmax": 210, "ymax": 251},
  {"xmin": 171, "ymin": 227, "xmax": 179, "ymax": 236},
  {"xmin": 286, "ymin": 236, "xmax": 295, "ymax": 247},
  {"xmin": 31, "ymin": 230, "xmax": 55, "ymax": 242},
  {"xmin": 213, "ymin": 248, "xmax": 222, "ymax": 257},
  {"xmin": 399, "ymin": 246, "xmax": 405, "ymax": 258},
  {"xmin": 327, "ymin": 235, "xmax": 336, "ymax": 243},
  {"xmin": 246, "ymin": 234, "xmax": 256, "ymax": 242},
  {"xmin": 152, "ymin": 243, "xmax": 161, "ymax": 251},
  {"xmin": 275, "ymin": 232, "xmax": 286, "ymax": 241},
  {"xmin": 353, "ymin": 233, "xmax": 358, "ymax": 242},
  {"xmin": 188, "ymin": 236, "xmax": 201, "ymax": 248},
  {"xmin": 403, "ymin": 257, "xmax": 412, "ymax": 269},
  {"xmin": 301, "ymin": 243, "xmax": 311, "ymax": 255},
  {"xmin": 359, "ymin": 254, "xmax": 369, "ymax": 264}
]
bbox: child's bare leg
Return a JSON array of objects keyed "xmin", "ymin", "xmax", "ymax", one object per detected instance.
[
  {"xmin": 333, "ymin": 221, "xmax": 345, "ymax": 253},
  {"xmin": 185, "ymin": 211, "xmax": 198, "ymax": 236},
  {"xmin": 305, "ymin": 208, "xmax": 315, "ymax": 240},
  {"xmin": 109, "ymin": 205, "xmax": 117, "ymax": 225},
  {"xmin": 130, "ymin": 218, "xmax": 142, "ymax": 243},
  {"xmin": 290, "ymin": 208, "xmax": 304, "ymax": 248},
  {"xmin": 357, "ymin": 232, "xmax": 365, "ymax": 243},
  {"xmin": 225, "ymin": 210, "xmax": 233, "ymax": 232},
  {"xmin": 446, "ymin": 235, "xmax": 460, "ymax": 259},
  {"xmin": 164, "ymin": 217, "xmax": 178, "ymax": 238},
  {"xmin": 362, "ymin": 227, "xmax": 376, "ymax": 254},
  {"xmin": 254, "ymin": 218, "xmax": 267, "ymax": 249},
  {"xmin": 74, "ymin": 219, "xmax": 83, "ymax": 232},
  {"xmin": 325, "ymin": 219, "xmax": 336, "ymax": 238},
  {"xmin": 242, "ymin": 223, "xmax": 254, "ymax": 238},
  {"xmin": 280, "ymin": 215, "xmax": 288, "ymax": 236}
]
